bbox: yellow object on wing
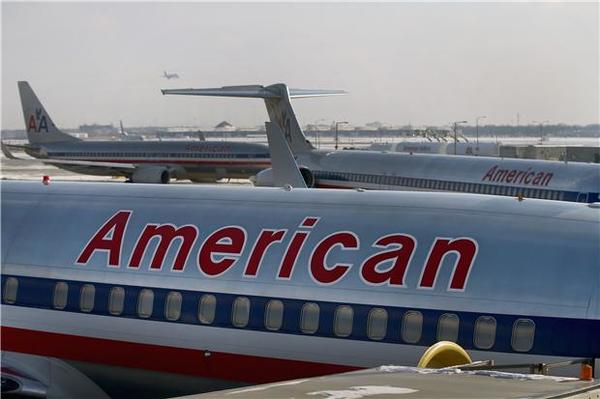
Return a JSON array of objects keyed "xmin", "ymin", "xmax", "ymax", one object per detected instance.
[{"xmin": 418, "ymin": 341, "xmax": 472, "ymax": 368}]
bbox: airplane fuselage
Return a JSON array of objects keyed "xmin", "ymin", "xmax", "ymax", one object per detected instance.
[
  {"xmin": 2, "ymin": 181, "xmax": 599, "ymax": 388},
  {"xmin": 292, "ymin": 150, "xmax": 600, "ymax": 203},
  {"xmin": 29, "ymin": 140, "xmax": 271, "ymax": 182}
]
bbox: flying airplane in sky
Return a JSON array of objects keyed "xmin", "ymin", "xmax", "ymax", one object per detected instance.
[
  {"xmin": 163, "ymin": 70, "xmax": 180, "ymax": 79},
  {"xmin": 162, "ymin": 84, "xmax": 600, "ymax": 203},
  {"xmin": 2, "ymin": 82, "xmax": 270, "ymax": 183},
  {"xmin": 2, "ymin": 176, "xmax": 599, "ymax": 395}
]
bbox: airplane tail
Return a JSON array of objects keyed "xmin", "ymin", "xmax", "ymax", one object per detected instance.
[
  {"xmin": 161, "ymin": 83, "xmax": 345, "ymax": 154},
  {"xmin": 18, "ymin": 81, "xmax": 80, "ymax": 144}
]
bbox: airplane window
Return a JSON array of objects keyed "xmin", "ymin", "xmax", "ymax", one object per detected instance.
[
  {"xmin": 198, "ymin": 294, "xmax": 217, "ymax": 324},
  {"xmin": 512, "ymin": 319, "xmax": 535, "ymax": 352},
  {"xmin": 232, "ymin": 297, "xmax": 250, "ymax": 328},
  {"xmin": 552, "ymin": 191, "xmax": 560, "ymax": 200},
  {"xmin": 3, "ymin": 277, "xmax": 18, "ymax": 304},
  {"xmin": 137, "ymin": 289, "xmax": 154, "ymax": 318},
  {"xmin": 165, "ymin": 291, "xmax": 182, "ymax": 321},
  {"xmin": 401, "ymin": 311, "xmax": 423, "ymax": 343},
  {"xmin": 474, "ymin": 316, "xmax": 496, "ymax": 349},
  {"xmin": 265, "ymin": 299, "xmax": 284, "ymax": 331},
  {"xmin": 108, "ymin": 287, "xmax": 125, "ymax": 315},
  {"xmin": 300, "ymin": 302, "xmax": 320, "ymax": 334},
  {"xmin": 53, "ymin": 282, "xmax": 69, "ymax": 310},
  {"xmin": 334, "ymin": 305, "xmax": 354, "ymax": 337},
  {"xmin": 437, "ymin": 313, "xmax": 459, "ymax": 342},
  {"xmin": 367, "ymin": 308, "xmax": 388, "ymax": 340},
  {"xmin": 79, "ymin": 284, "xmax": 95, "ymax": 313}
]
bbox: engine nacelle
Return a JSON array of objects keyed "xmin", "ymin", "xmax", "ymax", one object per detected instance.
[
  {"xmin": 130, "ymin": 167, "xmax": 170, "ymax": 184},
  {"xmin": 251, "ymin": 166, "xmax": 315, "ymax": 188}
]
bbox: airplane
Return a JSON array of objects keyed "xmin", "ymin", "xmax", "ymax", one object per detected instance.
[
  {"xmin": 161, "ymin": 83, "xmax": 600, "ymax": 203},
  {"xmin": 2, "ymin": 172, "xmax": 599, "ymax": 396},
  {"xmin": 118, "ymin": 120, "xmax": 144, "ymax": 141},
  {"xmin": 2, "ymin": 82, "xmax": 271, "ymax": 183},
  {"xmin": 163, "ymin": 70, "xmax": 180, "ymax": 80}
]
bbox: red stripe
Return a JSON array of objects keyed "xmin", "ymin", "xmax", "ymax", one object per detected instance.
[
  {"xmin": 62, "ymin": 158, "xmax": 271, "ymax": 167},
  {"xmin": 1, "ymin": 326, "xmax": 358, "ymax": 383}
]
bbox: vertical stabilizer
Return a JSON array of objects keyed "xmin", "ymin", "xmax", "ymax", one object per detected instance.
[
  {"xmin": 264, "ymin": 121, "xmax": 307, "ymax": 188},
  {"xmin": 18, "ymin": 81, "xmax": 80, "ymax": 144},
  {"xmin": 161, "ymin": 83, "xmax": 345, "ymax": 154}
]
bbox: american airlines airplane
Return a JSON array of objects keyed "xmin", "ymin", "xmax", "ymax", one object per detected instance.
[
  {"xmin": 162, "ymin": 84, "xmax": 600, "ymax": 203},
  {"xmin": 2, "ymin": 82, "xmax": 270, "ymax": 183},
  {"xmin": 2, "ymin": 178, "xmax": 599, "ymax": 395}
]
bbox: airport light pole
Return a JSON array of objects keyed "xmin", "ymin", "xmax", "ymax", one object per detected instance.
[
  {"xmin": 452, "ymin": 121, "xmax": 468, "ymax": 155},
  {"xmin": 532, "ymin": 120, "xmax": 550, "ymax": 142},
  {"xmin": 335, "ymin": 121, "xmax": 348, "ymax": 150},
  {"xmin": 475, "ymin": 115, "xmax": 486, "ymax": 147}
]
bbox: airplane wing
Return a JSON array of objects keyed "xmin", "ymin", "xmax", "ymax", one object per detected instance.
[
  {"xmin": 1, "ymin": 141, "xmax": 32, "ymax": 159},
  {"xmin": 2, "ymin": 143, "xmax": 136, "ymax": 175}
]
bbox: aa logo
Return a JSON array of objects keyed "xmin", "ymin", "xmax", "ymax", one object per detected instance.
[
  {"xmin": 281, "ymin": 110, "xmax": 292, "ymax": 144},
  {"xmin": 27, "ymin": 108, "xmax": 48, "ymax": 133}
]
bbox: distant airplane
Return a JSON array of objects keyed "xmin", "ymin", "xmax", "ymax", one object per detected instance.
[
  {"xmin": 163, "ymin": 70, "xmax": 180, "ymax": 79},
  {"xmin": 1, "ymin": 82, "xmax": 270, "ymax": 183},
  {"xmin": 162, "ymin": 84, "xmax": 600, "ymax": 203},
  {"xmin": 1, "ymin": 178, "xmax": 599, "ymax": 394},
  {"xmin": 118, "ymin": 120, "xmax": 144, "ymax": 141}
]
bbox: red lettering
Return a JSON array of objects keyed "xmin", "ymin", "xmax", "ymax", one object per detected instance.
[
  {"xmin": 310, "ymin": 232, "xmax": 359, "ymax": 285},
  {"xmin": 244, "ymin": 229, "xmax": 286, "ymax": 277},
  {"xmin": 541, "ymin": 172, "xmax": 553, "ymax": 186},
  {"xmin": 301, "ymin": 217, "xmax": 319, "ymax": 227},
  {"xmin": 482, "ymin": 166, "xmax": 496, "ymax": 182},
  {"xmin": 505, "ymin": 170, "xmax": 517, "ymax": 183},
  {"xmin": 532, "ymin": 172, "xmax": 544, "ymax": 185},
  {"xmin": 360, "ymin": 234, "xmax": 416, "ymax": 286},
  {"xmin": 524, "ymin": 172, "xmax": 534, "ymax": 184},
  {"xmin": 419, "ymin": 237, "xmax": 478, "ymax": 291},
  {"xmin": 76, "ymin": 210, "xmax": 131, "ymax": 267},
  {"xmin": 128, "ymin": 224, "xmax": 198, "ymax": 271},
  {"xmin": 278, "ymin": 231, "xmax": 309, "ymax": 279},
  {"xmin": 27, "ymin": 115, "xmax": 37, "ymax": 132},
  {"xmin": 198, "ymin": 226, "xmax": 246, "ymax": 276}
]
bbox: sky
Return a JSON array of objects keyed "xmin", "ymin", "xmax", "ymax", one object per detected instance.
[{"xmin": 2, "ymin": 2, "xmax": 598, "ymax": 130}]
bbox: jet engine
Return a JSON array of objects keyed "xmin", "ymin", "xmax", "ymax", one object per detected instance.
[
  {"xmin": 130, "ymin": 167, "xmax": 170, "ymax": 184},
  {"xmin": 250, "ymin": 166, "xmax": 315, "ymax": 188}
]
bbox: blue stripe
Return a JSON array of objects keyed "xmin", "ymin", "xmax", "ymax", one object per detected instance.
[{"xmin": 2, "ymin": 275, "xmax": 599, "ymax": 358}]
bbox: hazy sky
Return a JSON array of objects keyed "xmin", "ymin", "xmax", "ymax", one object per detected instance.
[{"xmin": 2, "ymin": 2, "xmax": 598, "ymax": 130}]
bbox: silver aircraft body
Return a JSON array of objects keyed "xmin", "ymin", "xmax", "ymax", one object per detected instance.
[
  {"xmin": 2, "ymin": 180, "xmax": 599, "ymax": 394},
  {"xmin": 163, "ymin": 84, "xmax": 600, "ymax": 202},
  {"xmin": 3, "ymin": 82, "xmax": 270, "ymax": 183}
]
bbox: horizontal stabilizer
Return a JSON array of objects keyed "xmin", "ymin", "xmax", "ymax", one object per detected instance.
[
  {"xmin": 161, "ymin": 84, "xmax": 346, "ymax": 99},
  {"xmin": 162, "ymin": 82, "xmax": 346, "ymax": 154}
]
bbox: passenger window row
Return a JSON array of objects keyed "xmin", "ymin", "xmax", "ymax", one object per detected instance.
[
  {"xmin": 315, "ymin": 171, "xmax": 563, "ymax": 201},
  {"xmin": 1, "ymin": 277, "xmax": 536, "ymax": 353},
  {"xmin": 49, "ymin": 152, "xmax": 256, "ymax": 159}
]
